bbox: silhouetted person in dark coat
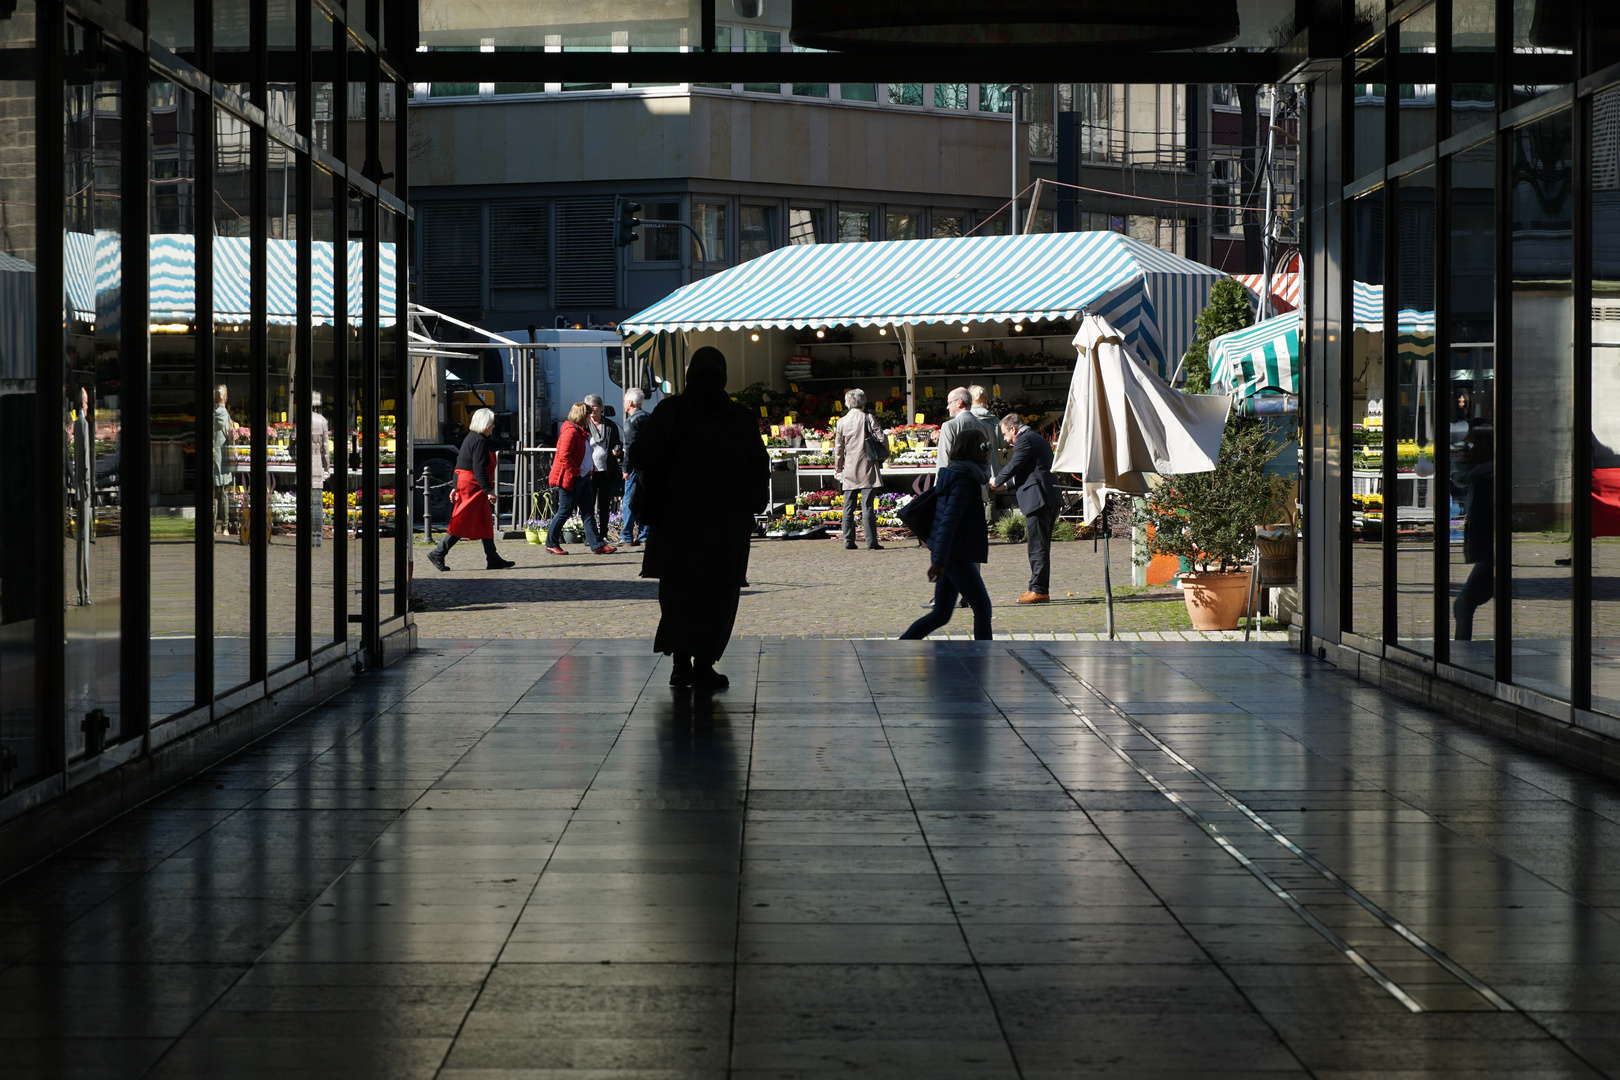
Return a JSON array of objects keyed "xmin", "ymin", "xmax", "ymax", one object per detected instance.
[
  {"xmin": 629, "ymin": 347, "xmax": 770, "ymax": 688},
  {"xmin": 1452, "ymin": 427, "xmax": 1494, "ymax": 641}
]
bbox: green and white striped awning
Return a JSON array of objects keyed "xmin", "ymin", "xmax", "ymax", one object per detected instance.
[
  {"xmin": 620, "ymin": 328, "xmax": 689, "ymax": 394},
  {"xmin": 1208, "ymin": 316, "xmax": 1299, "ymax": 400}
]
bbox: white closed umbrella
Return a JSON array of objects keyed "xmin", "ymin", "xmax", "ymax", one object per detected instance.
[{"xmin": 1052, "ymin": 314, "xmax": 1231, "ymax": 637}]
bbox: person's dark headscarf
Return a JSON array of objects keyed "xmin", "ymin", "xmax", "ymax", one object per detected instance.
[{"xmin": 685, "ymin": 347, "xmax": 727, "ymax": 394}]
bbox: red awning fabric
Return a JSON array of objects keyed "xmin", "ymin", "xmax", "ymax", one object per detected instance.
[{"xmin": 1594, "ymin": 469, "xmax": 1620, "ymax": 537}]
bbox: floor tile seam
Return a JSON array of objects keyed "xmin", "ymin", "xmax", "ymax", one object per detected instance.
[
  {"xmin": 988, "ymin": 644, "xmax": 1339, "ymax": 1079},
  {"xmin": 426, "ymin": 639, "xmax": 662, "ymax": 1080},
  {"xmin": 727, "ymin": 638, "xmax": 766, "ymax": 1080},
  {"xmin": 1035, "ymin": 649, "xmax": 1539, "ymax": 1019},
  {"xmin": 855, "ymin": 645, "xmax": 1028, "ymax": 1080}
]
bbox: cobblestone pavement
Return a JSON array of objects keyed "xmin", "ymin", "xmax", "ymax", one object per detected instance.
[{"xmin": 411, "ymin": 530, "xmax": 1289, "ymax": 641}]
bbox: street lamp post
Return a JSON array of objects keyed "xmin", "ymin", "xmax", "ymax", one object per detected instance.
[{"xmin": 1009, "ymin": 85, "xmax": 1029, "ymax": 234}]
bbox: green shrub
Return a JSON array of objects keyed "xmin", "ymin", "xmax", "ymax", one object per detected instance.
[
  {"xmin": 1180, "ymin": 277, "xmax": 1252, "ymax": 393},
  {"xmin": 995, "ymin": 510, "xmax": 1026, "ymax": 543},
  {"xmin": 1052, "ymin": 519, "xmax": 1078, "ymax": 543}
]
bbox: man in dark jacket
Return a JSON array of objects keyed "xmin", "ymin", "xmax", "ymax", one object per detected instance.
[
  {"xmin": 1452, "ymin": 428, "xmax": 1494, "ymax": 641},
  {"xmin": 620, "ymin": 388, "xmax": 651, "ymax": 545},
  {"xmin": 992, "ymin": 413, "xmax": 1059, "ymax": 603},
  {"xmin": 900, "ymin": 429, "xmax": 993, "ymax": 640}
]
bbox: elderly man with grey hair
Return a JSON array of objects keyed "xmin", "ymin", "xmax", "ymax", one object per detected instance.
[
  {"xmin": 833, "ymin": 387, "xmax": 887, "ymax": 550},
  {"xmin": 583, "ymin": 393, "xmax": 623, "ymax": 542},
  {"xmin": 619, "ymin": 387, "xmax": 650, "ymax": 545}
]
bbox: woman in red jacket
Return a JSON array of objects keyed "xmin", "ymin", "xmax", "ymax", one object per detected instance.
[
  {"xmin": 426, "ymin": 408, "xmax": 514, "ymax": 571},
  {"xmin": 546, "ymin": 402, "xmax": 616, "ymax": 555}
]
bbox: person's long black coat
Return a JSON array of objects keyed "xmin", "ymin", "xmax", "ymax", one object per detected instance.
[{"xmin": 628, "ymin": 387, "xmax": 770, "ymax": 663}]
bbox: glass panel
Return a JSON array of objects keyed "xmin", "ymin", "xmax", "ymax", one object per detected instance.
[
  {"xmin": 379, "ymin": 211, "xmax": 401, "ymax": 619},
  {"xmin": 742, "ymin": 29, "xmax": 779, "ymax": 93},
  {"xmin": 150, "ymin": 0, "xmax": 195, "ymax": 52},
  {"xmin": 693, "ymin": 202, "xmax": 726, "ymax": 262},
  {"xmin": 312, "ymin": 3, "xmax": 336, "ymax": 151},
  {"xmin": 1452, "ymin": 0, "xmax": 1494, "ymax": 133},
  {"xmin": 634, "ymin": 201, "xmax": 680, "ymax": 261},
  {"xmin": 792, "ymin": 82, "xmax": 828, "ymax": 98},
  {"xmin": 1028, "ymin": 84, "xmax": 1055, "ymax": 160},
  {"xmin": 693, "ymin": 26, "xmax": 731, "ymax": 88},
  {"xmin": 310, "ymin": 167, "xmax": 339, "ymax": 649},
  {"xmin": 347, "ymin": 39, "xmax": 368, "ymax": 170},
  {"xmin": 932, "ymin": 213, "xmax": 963, "ymax": 238},
  {"xmin": 347, "ymin": 195, "xmax": 368, "ymax": 639},
  {"xmin": 838, "ymin": 210, "xmax": 871, "ymax": 242},
  {"xmin": 216, "ymin": 0, "xmax": 249, "ymax": 53},
  {"xmin": 0, "ymin": 2, "xmax": 41, "ymax": 784},
  {"xmin": 428, "ymin": 46, "xmax": 480, "ymax": 99},
  {"xmin": 1593, "ymin": 86, "xmax": 1620, "ymax": 716},
  {"xmin": 739, "ymin": 206, "xmax": 774, "ymax": 261},
  {"xmin": 886, "ymin": 213, "xmax": 917, "ymax": 241},
  {"xmin": 888, "ymin": 84, "xmax": 922, "ymax": 106},
  {"xmin": 1354, "ymin": 37, "xmax": 1387, "ymax": 182},
  {"xmin": 1078, "ymin": 84, "xmax": 1114, "ymax": 163},
  {"xmin": 1509, "ymin": 108, "xmax": 1574, "ymax": 700},
  {"xmin": 1512, "ymin": 0, "xmax": 1571, "ymax": 102},
  {"xmin": 1598, "ymin": 4, "xmax": 1620, "ymax": 72},
  {"xmin": 1448, "ymin": 143, "xmax": 1497, "ymax": 671},
  {"xmin": 150, "ymin": 79, "xmax": 200, "ymax": 719},
  {"xmin": 934, "ymin": 83, "xmax": 967, "ymax": 110},
  {"xmin": 839, "ymin": 84, "xmax": 876, "ymax": 102},
  {"xmin": 979, "ymin": 84, "xmax": 1012, "ymax": 113},
  {"xmin": 415, "ymin": 0, "xmax": 699, "ymax": 50},
  {"xmin": 788, "ymin": 207, "xmax": 823, "ymax": 244},
  {"xmin": 493, "ymin": 46, "xmax": 547, "ymax": 96},
  {"xmin": 214, "ymin": 101, "xmax": 254, "ymax": 694},
  {"xmin": 1397, "ymin": 6, "xmax": 1437, "ymax": 156},
  {"xmin": 267, "ymin": 137, "xmax": 298, "ymax": 672},
  {"xmin": 269, "ymin": 0, "xmax": 296, "ymax": 49},
  {"xmin": 1395, "ymin": 166, "xmax": 1438, "ymax": 655},
  {"xmin": 64, "ymin": 30, "xmax": 123, "ymax": 754},
  {"xmin": 1349, "ymin": 188, "xmax": 1385, "ymax": 643}
]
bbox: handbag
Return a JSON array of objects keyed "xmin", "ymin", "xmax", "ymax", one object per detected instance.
[
  {"xmin": 896, "ymin": 480, "xmax": 940, "ymax": 539},
  {"xmin": 864, "ymin": 417, "xmax": 891, "ymax": 465}
]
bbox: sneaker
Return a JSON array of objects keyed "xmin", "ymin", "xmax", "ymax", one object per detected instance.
[
  {"xmin": 485, "ymin": 556, "xmax": 515, "ymax": 570},
  {"xmin": 592, "ymin": 545, "xmax": 617, "ymax": 555},
  {"xmin": 1017, "ymin": 591, "xmax": 1050, "ymax": 604},
  {"xmin": 545, "ymin": 546, "xmax": 568, "ymax": 555},
  {"xmin": 427, "ymin": 550, "xmax": 448, "ymax": 572}
]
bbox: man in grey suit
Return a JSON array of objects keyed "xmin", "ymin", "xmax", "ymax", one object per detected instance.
[{"xmin": 991, "ymin": 413, "xmax": 1059, "ymax": 604}]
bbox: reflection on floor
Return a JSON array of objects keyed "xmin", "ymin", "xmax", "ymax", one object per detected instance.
[{"xmin": 5, "ymin": 638, "xmax": 1620, "ymax": 1078}]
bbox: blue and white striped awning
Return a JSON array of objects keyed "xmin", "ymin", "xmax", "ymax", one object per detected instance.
[
  {"xmin": 1209, "ymin": 316, "xmax": 1299, "ymax": 400},
  {"xmin": 1353, "ymin": 279, "xmax": 1434, "ymax": 332},
  {"xmin": 621, "ymin": 231, "xmax": 1228, "ymax": 377},
  {"xmin": 67, "ymin": 231, "xmax": 398, "ymax": 326}
]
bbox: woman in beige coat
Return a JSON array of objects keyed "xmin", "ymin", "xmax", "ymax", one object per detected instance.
[{"xmin": 833, "ymin": 388, "xmax": 886, "ymax": 550}]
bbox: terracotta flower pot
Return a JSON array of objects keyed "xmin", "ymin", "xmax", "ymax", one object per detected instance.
[{"xmin": 1181, "ymin": 571, "xmax": 1254, "ymax": 631}]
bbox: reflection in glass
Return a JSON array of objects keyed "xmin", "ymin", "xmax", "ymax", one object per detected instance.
[
  {"xmin": 1395, "ymin": 167, "xmax": 1437, "ymax": 654},
  {"xmin": 64, "ymin": 33, "xmax": 123, "ymax": 754},
  {"xmin": 739, "ymin": 206, "xmax": 774, "ymax": 261},
  {"xmin": 1591, "ymin": 87, "xmax": 1620, "ymax": 715},
  {"xmin": 150, "ymin": 80, "xmax": 199, "ymax": 718},
  {"xmin": 693, "ymin": 203, "xmax": 726, "ymax": 262},
  {"xmin": 214, "ymin": 103, "xmax": 255, "ymax": 693},
  {"xmin": 888, "ymin": 84, "xmax": 922, "ymax": 106},
  {"xmin": 415, "ymin": 0, "xmax": 698, "ymax": 50},
  {"xmin": 788, "ymin": 207, "xmax": 822, "ymax": 245},
  {"xmin": 932, "ymin": 214, "xmax": 963, "ymax": 238},
  {"xmin": 1509, "ymin": 109, "xmax": 1573, "ymax": 699},
  {"xmin": 0, "ymin": 9, "xmax": 41, "ymax": 783},
  {"xmin": 378, "ymin": 211, "xmax": 400, "ymax": 620},
  {"xmin": 310, "ymin": 168, "xmax": 339, "ymax": 649},
  {"xmin": 267, "ymin": 137, "xmax": 299, "ymax": 671},
  {"xmin": 1348, "ymin": 189, "xmax": 1385, "ymax": 642},
  {"xmin": 934, "ymin": 84, "xmax": 967, "ymax": 110},
  {"xmin": 886, "ymin": 213, "xmax": 918, "ymax": 241},
  {"xmin": 1353, "ymin": 39, "xmax": 1385, "ymax": 182},
  {"xmin": 742, "ymin": 29, "xmax": 780, "ymax": 94},
  {"xmin": 838, "ymin": 210, "xmax": 871, "ymax": 243},
  {"xmin": 1397, "ymin": 6, "xmax": 1437, "ymax": 156},
  {"xmin": 347, "ymin": 196, "xmax": 369, "ymax": 636},
  {"xmin": 1451, "ymin": 0, "xmax": 1493, "ymax": 134},
  {"xmin": 1448, "ymin": 144, "xmax": 1497, "ymax": 672}
]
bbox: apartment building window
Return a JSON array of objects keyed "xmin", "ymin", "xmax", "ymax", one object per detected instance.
[
  {"xmin": 740, "ymin": 206, "xmax": 776, "ymax": 261},
  {"xmin": 1211, "ymin": 157, "xmax": 1243, "ymax": 236},
  {"xmin": 428, "ymin": 46, "xmax": 478, "ymax": 98},
  {"xmin": 693, "ymin": 202, "xmax": 728, "ymax": 262},
  {"xmin": 634, "ymin": 200, "xmax": 681, "ymax": 262},
  {"xmin": 743, "ymin": 30, "xmax": 781, "ymax": 93},
  {"xmin": 790, "ymin": 208, "xmax": 825, "ymax": 244},
  {"xmin": 1028, "ymin": 209, "xmax": 1056, "ymax": 233},
  {"xmin": 935, "ymin": 83, "xmax": 968, "ymax": 110},
  {"xmin": 1210, "ymin": 83, "xmax": 1241, "ymax": 109},
  {"xmin": 888, "ymin": 84, "xmax": 923, "ymax": 106},
  {"xmin": 1028, "ymin": 84, "xmax": 1056, "ymax": 161},
  {"xmin": 693, "ymin": 28, "xmax": 731, "ymax": 89},
  {"xmin": 493, "ymin": 46, "xmax": 545, "ymax": 95},
  {"xmin": 932, "ymin": 213, "xmax": 964, "ymax": 238},
  {"xmin": 838, "ymin": 210, "xmax": 873, "ymax": 242},
  {"xmin": 794, "ymin": 82, "xmax": 830, "ymax": 98},
  {"xmin": 886, "ymin": 213, "xmax": 918, "ymax": 241},
  {"xmin": 840, "ymin": 84, "xmax": 877, "ymax": 102},
  {"xmin": 979, "ymin": 84, "xmax": 1014, "ymax": 113}
]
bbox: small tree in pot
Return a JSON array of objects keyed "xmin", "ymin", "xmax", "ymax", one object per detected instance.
[{"xmin": 1137, "ymin": 416, "xmax": 1290, "ymax": 630}]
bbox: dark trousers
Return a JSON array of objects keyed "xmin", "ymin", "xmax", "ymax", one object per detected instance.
[
  {"xmin": 1454, "ymin": 558, "xmax": 1494, "ymax": 640},
  {"xmin": 1025, "ymin": 502, "xmax": 1059, "ymax": 593},
  {"xmin": 432, "ymin": 535, "xmax": 501, "ymax": 565},
  {"xmin": 842, "ymin": 487, "xmax": 880, "ymax": 547},
  {"xmin": 900, "ymin": 560, "xmax": 993, "ymax": 640},
  {"xmin": 546, "ymin": 478, "xmax": 603, "ymax": 550},
  {"xmin": 621, "ymin": 469, "xmax": 648, "ymax": 542},
  {"xmin": 593, "ymin": 473, "xmax": 619, "ymax": 540}
]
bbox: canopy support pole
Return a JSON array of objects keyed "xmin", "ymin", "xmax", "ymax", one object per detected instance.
[
  {"xmin": 901, "ymin": 324, "xmax": 918, "ymax": 420},
  {"xmin": 1101, "ymin": 494, "xmax": 1116, "ymax": 640}
]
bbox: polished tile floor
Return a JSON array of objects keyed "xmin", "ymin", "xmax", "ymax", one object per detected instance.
[{"xmin": 7, "ymin": 639, "xmax": 1620, "ymax": 1078}]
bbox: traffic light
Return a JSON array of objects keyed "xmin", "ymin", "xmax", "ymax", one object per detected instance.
[{"xmin": 614, "ymin": 198, "xmax": 642, "ymax": 248}]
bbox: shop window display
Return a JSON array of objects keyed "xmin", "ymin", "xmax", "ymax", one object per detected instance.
[
  {"xmin": 1348, "ymin": 189, "xmax": 1384, "ymax": 642},
  {"xmin": 266, "ymin": 136, "xmax": 300, "ymax": 672}
]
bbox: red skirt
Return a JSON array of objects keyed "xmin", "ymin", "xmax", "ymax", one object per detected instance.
[{"xmin": 448, "ymin": 467, "xmax": 494, "ymax": 539}]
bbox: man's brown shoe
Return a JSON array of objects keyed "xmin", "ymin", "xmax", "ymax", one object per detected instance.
[{"xmin": 1017, "ymin": 591, "xmax": 1050, "ymax": 604}]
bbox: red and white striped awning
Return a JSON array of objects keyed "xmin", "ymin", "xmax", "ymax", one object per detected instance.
[{"xmin": 1234, "ymin": 271, "xmax": 1302, "ymax": 314}]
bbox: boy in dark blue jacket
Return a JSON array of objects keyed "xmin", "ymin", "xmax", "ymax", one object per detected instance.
[{"xmin": 900, "ymin": 429, "xmax": 994, "ymax": 641}]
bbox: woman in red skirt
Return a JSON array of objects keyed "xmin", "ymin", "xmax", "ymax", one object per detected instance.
[{"xmin": 426, "ymin": 408, "xmax": 515, "ymax": 571}]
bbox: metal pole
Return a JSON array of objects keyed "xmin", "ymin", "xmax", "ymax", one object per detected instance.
[
  {"xmin": 1102, "ymin": 498, "xmax": 1116, "ymax": 640},
  {"xmin": 1260, "ymin": 85, "xmax": 1279, "ymax": 319},
  {"xmin": 1010, "ymin": 86, "xmax": 1025, "ymax": 235}
]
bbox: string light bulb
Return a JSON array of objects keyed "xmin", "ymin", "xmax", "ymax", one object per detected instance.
[
  {"xmin": 816, "ymin": 329, "xmax": 826, "ymax": 338},
  {"xmin": 750, "ymin": 332, "xmax": 760, "ymax": 341},
  {"xmin": 962, "ymin": 325, "xmax": 971, "ymax": 333},
  {"xmin": 879, "ymin": 327, "xmax": 887, "ymax": 336}
]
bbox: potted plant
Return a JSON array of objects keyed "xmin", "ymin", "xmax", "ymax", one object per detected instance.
[
  {"xmin": 1137, "ymin": 415, "xmax": 1290, "ymax": 631},
  {"xmin": 524, "ymin": 517, "xmax": 547, "ymax": 545}
]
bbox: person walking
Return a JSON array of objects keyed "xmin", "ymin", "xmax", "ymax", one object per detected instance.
[
  {"xmin": 212, "ymin": 384, "xmax": 233, "ymax": 534},
  {"xmin": 307, "ymin": 390, "xmax": 332, "ymax": 547},
  {"xmin": 900, "ymin": 428, "xmax": 993, "ymax": 640},
  {"xmin": 584, "ymin": 393, "xmax": 623, "ymax": 543},
  {"xmin": 629, "ymin": 347, "xmax": 769, "ymax": 688},
  {"xmin": 834, "ymin": 388, "xmax": 886, "ymax": 550},
  {"xmin": 1452, "ymin": 427, "xmax": 1494, "ymax": 641},
  {"xmin": 545, "ymin": 402, "xmax": 615, "ymax": 555},
  {"xmin": 991, "ymin": 412, "xmax": 1059, "ymax": 604},
  {"xmin": 619, "ymin": 388, "xmax": 651, "ymax": 546},
  {"xmin": 426, "ymin": 408, "xmax": 514, "ymax": 571}
]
